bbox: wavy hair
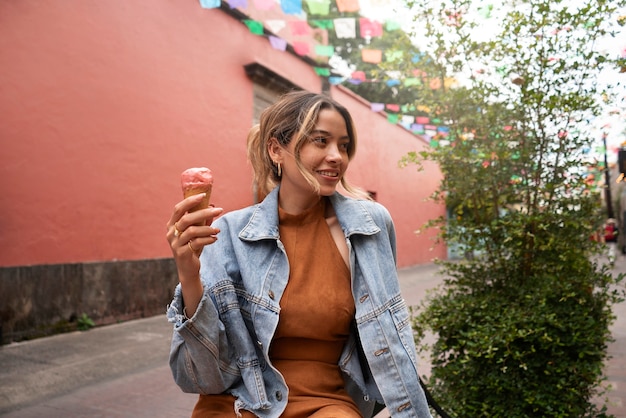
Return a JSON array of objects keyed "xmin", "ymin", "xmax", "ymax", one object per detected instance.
[{"xmin": 247, "ymin": 90, "xmax": 369, "ymax": 200}]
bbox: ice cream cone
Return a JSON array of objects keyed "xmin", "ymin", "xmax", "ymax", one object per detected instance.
[
  {"xmin": 181, "ymin": 167, "xmax": 213, "ymax": 222},
  {"xmin": 183, "ymin": 185, "xmax": 212, "ymax": 213}
]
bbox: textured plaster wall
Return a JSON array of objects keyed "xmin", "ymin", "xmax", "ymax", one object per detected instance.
[{"xmin": 0, "ymin": 1, "xmax": 445, "ymax": 343}]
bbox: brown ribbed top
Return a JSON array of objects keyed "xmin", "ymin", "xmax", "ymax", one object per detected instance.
[
  {"xmin": 191, "ymin": 198, "xmax": 360, "ymax": 417},
  {"xmin": 269, "ymin": 198, "xmax": 359, "ymax": 417}
]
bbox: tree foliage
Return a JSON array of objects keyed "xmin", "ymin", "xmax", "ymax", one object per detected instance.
[{"xmin": 398, "ymin": 0, "xmax": 626, "ymax": 416}]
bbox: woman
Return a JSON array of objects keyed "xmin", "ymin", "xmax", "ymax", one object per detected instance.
[{"xmin": 166, "ymin": 91, "xmax": 432, "ymax": 418}]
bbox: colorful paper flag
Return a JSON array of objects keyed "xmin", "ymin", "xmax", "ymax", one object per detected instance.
[
  {"xmin": 228, "ymin": 0, "xmax": 247, "ymax": 8},
  {"xmin": 293, "ymin": 41, "xmax": 310, "ymax": 55},
  {"xmin": 401, "ymin": 115, "xmax": 415, "ymax": 128},
  {"xmin": 289, "ymin": 20, "xmax": 311, "ymax": 35},
  {"xmin": 310, "ymin": 19, "xmax": 334, "ymax": 29},
  {"xmin": 253, "ymin": 0, "xmax": 275, "ymax": 10},
  {"xmin": 359, "ymin": 18, "xmax": 383, "ymax": 38},
  {"xmin": 429, "ymin": 78, "xmax": 442, "ymax": 89},
  {"xmin": 385, "ymin": 20, "xmax": 401, "ymax": 31},
  {"xmin": 336, "ymin": 0, "xmax": 360, "ymax": 12},
  {"xmin": 361, "ymin": 49, "xmax": 382, "ymax": 63},
  {"xmin": 265, "ymin": 19, "xmax": 286, "ymax": 34},
  {"xmin": 200, "ymin": 0, "xmax": 220, "ymax": 8},
  {"xmin": 305, "ymin": 0, "xmax": 331, "ymax": 15},
  {"xmin": 351, "ymin": 71, "xmax": 366, "ymax": 81},
  {"xmin": 268, "ymin": 35, "xmax": 288, "ymax": 51},
  {"xmin": 281, "ymin": 0, "xmax": 302, "ymax": 15},
  {"xmin": 328, "ymin": 76, "xmax": 345, "ymax": 85},
  {"xmin": 412, "ymin": 124, "xmax": 425, "ymax": 134},
  {"xmin": 314, "ymin": 67, "xmax": 331, "ymax": 76},
  {"xmin": 334, "ymin": 18, "xmax": 356, "ymax": 38},
  {"xmin": 243, "ymin": 20, "xmax": 264, "ymax": 35},
  {"xmin": 315, "ymin": 45, "xmax": 335, "ymax": 56}
]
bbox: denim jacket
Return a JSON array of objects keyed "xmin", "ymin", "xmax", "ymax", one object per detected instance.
[{"xmin": 167, "ymin": 188, "xmax": 432, "ymax": 418}]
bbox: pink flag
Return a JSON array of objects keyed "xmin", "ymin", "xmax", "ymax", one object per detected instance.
[
  {"xmin": 293, "ymin": 41, "xmax": 310, "ymax": 56},
  {"xmin": 289, "ymin": 20, "xmax": 311, "ymax": 35},
  {"xmin": 253, "ymin": 0, "xmax": 275, "ymax": 10},
  {"xmin": 359, "ymin": 18, "xmax": 383, "ymax": 38},
  {"xmin": 351, "ymin": 71, "xmax": 366, "ymax": 81}
]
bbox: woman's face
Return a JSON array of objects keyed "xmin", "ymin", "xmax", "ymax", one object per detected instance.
[{"xmin": 279, "ymin": 108, "xmax": 351, "ymax": 205}]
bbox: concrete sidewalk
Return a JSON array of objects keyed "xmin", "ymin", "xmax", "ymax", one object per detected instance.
[{"xmin": 0, "ymin": 261, "xmax": 624, "ymax": 417}]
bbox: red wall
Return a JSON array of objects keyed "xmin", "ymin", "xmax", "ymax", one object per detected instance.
[{"xmin": 0, "ymin": 1, "xmax": 445, "ymax": 268}]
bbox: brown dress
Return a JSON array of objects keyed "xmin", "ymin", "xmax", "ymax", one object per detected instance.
[{"xmin": 191, "ymin": 198, "xmax": 361, "ymax": 417}]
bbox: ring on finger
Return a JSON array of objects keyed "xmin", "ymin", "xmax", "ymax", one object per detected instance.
[
  {"xmin": 174, "ymin": 222, "xmax": 182, "ymax": 238},
  {"xmin": 188, "ymin": 240, "xmax": 199, "ymax": 254}
]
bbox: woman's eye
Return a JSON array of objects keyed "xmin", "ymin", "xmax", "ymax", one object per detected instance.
[
  {"xmin": 340, "ymin": 142, "xmax": 350, "ymax": 150},
  {"xmin": 312, "ymin": 136, "xmax": 327, "ymax": 144}
]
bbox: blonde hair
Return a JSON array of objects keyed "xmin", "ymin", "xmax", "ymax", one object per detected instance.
[{"xmin": 247, "ymin": 90, "xmax": 369, "ymax": 200}]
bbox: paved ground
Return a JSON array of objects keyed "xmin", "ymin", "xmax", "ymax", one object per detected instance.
[{"xmin": 0, "ymin": 260, "xmax": 624, "ymax": 417}]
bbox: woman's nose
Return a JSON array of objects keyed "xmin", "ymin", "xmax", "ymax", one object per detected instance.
[{"xmin": 326, "ymin": 143, "xmax": 343, "ymax": 162}]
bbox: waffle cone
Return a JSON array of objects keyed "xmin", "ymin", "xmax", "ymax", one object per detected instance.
[{"xmin": 183, "ymin": 185, "xmax": 212, "ymax": 213}]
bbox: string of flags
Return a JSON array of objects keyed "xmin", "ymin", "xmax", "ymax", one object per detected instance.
[
  {"xmin": 199, "ymin": 0, "xmax": 459, "ymax": 141},
  {"xmin": 198, "ymin": 0, "xmax": 626, "ymax": 163},
  {"xmin": 200, "ymin": 0, "xmax": 413, "ymax": 79},
  {"xmin": 242, "ymin": 16, "xmax": 397, "ymax": 65}
]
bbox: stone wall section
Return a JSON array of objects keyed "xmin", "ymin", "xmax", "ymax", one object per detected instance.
[{"xmin": 0, "ymin": 258, "xmax": 178, "ymax": 344}]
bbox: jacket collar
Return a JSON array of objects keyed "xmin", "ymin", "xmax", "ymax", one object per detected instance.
[{"xmin": 238, "ymin": 187, "xmax": 380, "ymax": 241}]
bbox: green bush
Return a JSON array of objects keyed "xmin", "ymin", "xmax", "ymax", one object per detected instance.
[
  {"xmin": 398, "ymin": 1, "xmax": 626, "ymax": 415},
  {"xmin": 413, "ymin": 255, "xmax": 623, "ymax": 417}
]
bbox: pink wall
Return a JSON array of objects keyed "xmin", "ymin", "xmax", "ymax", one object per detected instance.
[{"xmin": 0, "ymin": 1, "xmax": 445, "ymax": 268}]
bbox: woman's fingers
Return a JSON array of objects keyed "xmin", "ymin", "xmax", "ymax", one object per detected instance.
[
  {"xmin": 166, "ymin": 204, "xmax": 224, "ymax": 252},
  {"xmin": 166, "ymin": 194, "xmax": 207, "ymax": 231}
]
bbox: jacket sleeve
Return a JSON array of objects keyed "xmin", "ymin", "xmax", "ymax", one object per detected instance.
[
  {"xmin": 369, "ymin": 200, "xmax": 398, "ymax": 265},
  {"xmin": 166, "ymin": 216, "xmax": 242, "ymax": 395},
  {"xmin": 167, "ymin": 281, "xmax": 240, "ymax": 394},
  {"xmin": 382, "ymin": 204, "xmax": 398, "ymax": 265}
]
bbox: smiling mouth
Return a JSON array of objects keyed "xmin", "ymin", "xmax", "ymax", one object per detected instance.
[{"xmin": 318, "ymin": 170, "xmax": 339, "ymax": 178}]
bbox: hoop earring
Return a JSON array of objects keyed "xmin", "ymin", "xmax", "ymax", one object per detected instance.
[{"xmin": 277, "ymin": 162, "xmax": 282, "ymax": 177}]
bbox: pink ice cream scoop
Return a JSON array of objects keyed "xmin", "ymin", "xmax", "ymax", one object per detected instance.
[{"xmin": 181, "ymin": 167, "xmax": 213, "ymax": 214}]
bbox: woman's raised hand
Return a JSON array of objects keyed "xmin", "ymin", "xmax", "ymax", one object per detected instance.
[{"xmin": 166, "ymin": 193, "xmax": 223, "ymax": 283}]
